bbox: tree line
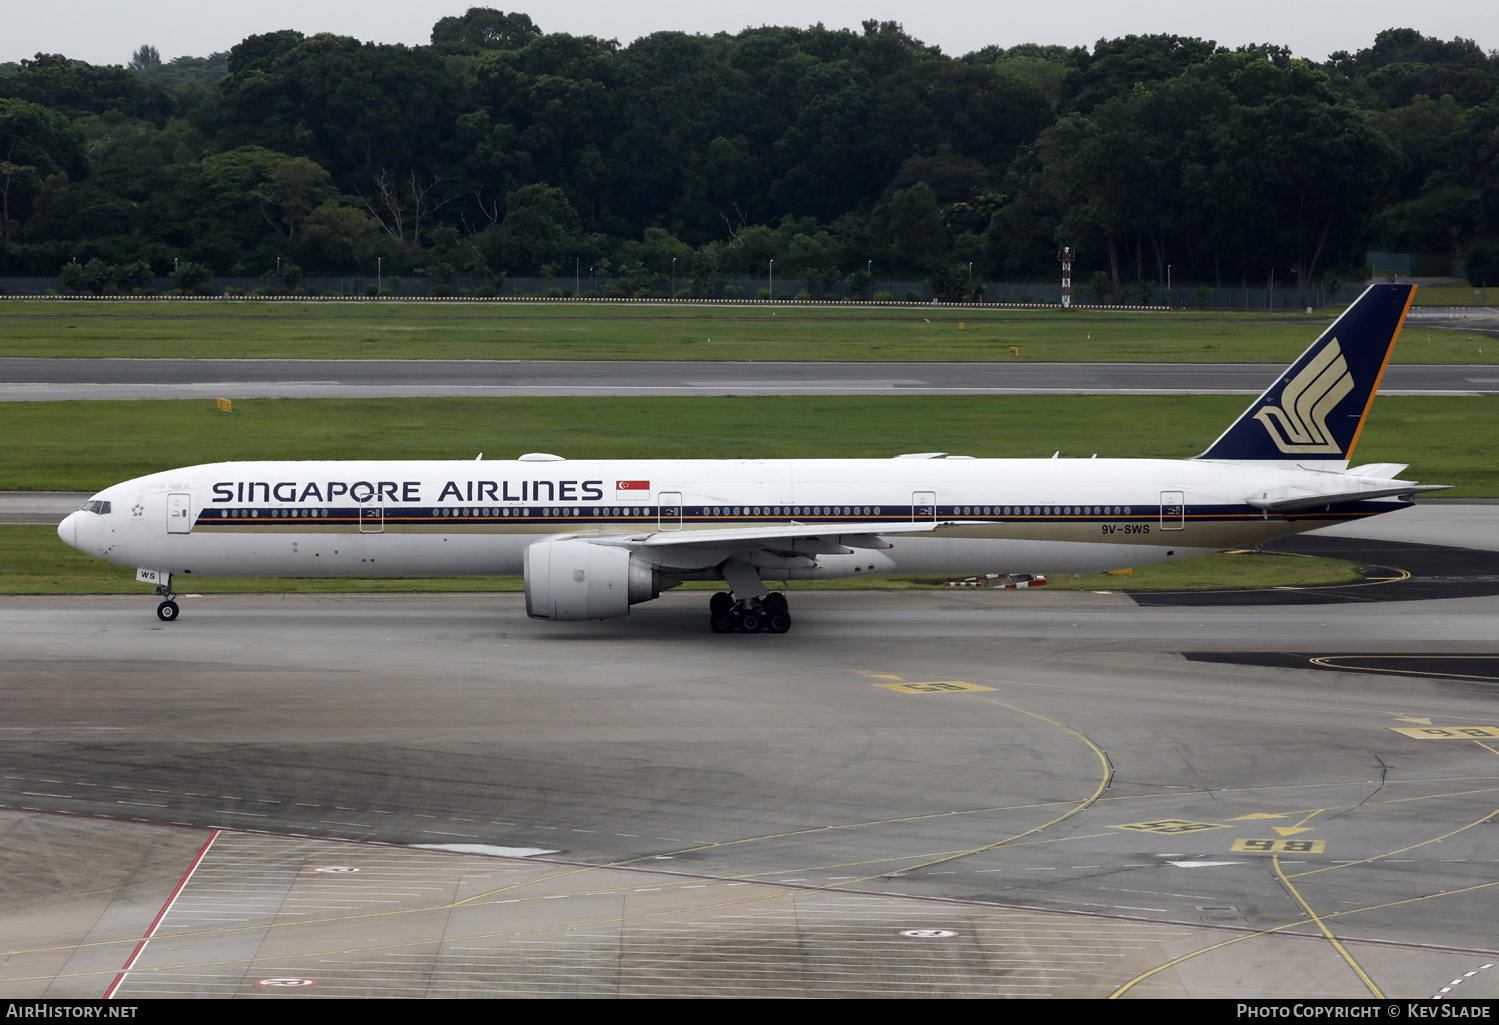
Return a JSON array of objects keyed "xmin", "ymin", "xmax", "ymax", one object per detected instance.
[{"xmin": 2, "ymin": 9, "xmax": 1497, "ymax": 298}]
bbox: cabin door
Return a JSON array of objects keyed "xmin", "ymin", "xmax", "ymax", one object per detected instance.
[
  {"xmin": 1159, "ymin": 491, "xmax": 1185, "ymax": 530},
  {"xmin": 912, "ymin": 491, "xmax": 937, "ymax": 522},
  {"xmin": 657, "ymin": 492, "xmax": 683, "ymax": 531},
  {"xmin": 167, "ymin": 494, "xmax": 192, "ymax": 534}
]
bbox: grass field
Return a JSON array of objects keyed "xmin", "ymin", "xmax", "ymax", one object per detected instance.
[
  {"xmin": 3, "ymin": 394, "xmax": 1488, "ymax": 495},
  {"xmin": 0, "ymin": 525, "xmax": 1363, "ymax": 595},
  {"xmin": 0, "ymin": 300, "xmax": 1490, "ymax": 363},
  {"xmin": 2, "ymin": 301, "xmax": 1483, "ymax": 597},
  {"xmin": 1411, "ymin": 285, "xmax": 1494, "ymax": 306}
]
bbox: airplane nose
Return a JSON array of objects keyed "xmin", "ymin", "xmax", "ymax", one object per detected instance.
[{"xmin": 58, "ymin": 512, "xmax": 78, "ymax": 549}]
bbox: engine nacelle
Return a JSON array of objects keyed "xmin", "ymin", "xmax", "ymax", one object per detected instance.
[
  {"xmin": 523, "ymin": 539, "xmax": 670, "ymax": 621},
  {"xmin": 782, "ymin": 549, "xmax": 897, "ymax": 580}
]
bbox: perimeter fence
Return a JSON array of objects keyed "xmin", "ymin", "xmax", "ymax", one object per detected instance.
[{"xmin": 0, "ymin": 275, "xmax": 1366, "ymax": 309}]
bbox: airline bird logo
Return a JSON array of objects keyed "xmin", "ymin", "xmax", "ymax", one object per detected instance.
[{"xmin": 1254, "ymin": 338, "xmax": 1354, "ymax": 454}]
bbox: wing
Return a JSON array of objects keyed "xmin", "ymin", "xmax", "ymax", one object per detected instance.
[{"xmin": 552, "ymin": 519, "xmax": 974, "ymax": 569}]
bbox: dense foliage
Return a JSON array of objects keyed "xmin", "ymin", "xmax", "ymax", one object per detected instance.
[{"xmin": 1, "ymin": 11, "xmax": 1496, "ymax": 295}]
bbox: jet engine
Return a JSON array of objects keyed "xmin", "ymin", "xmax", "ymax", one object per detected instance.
[{"xmin": 523, "ymin": 539, "xmax": 673, "ymax": 620}]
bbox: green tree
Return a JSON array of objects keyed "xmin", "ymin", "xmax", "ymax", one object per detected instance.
[
  {"xmin": 170, "ymin": 260, "xmax": 212, "ymax": 293},
  {"xmin": 218, "ymin": 33, "xmax": 464, "ymax": 185},
  {"xmin": 252, "ymin": 157, "xmax": 334, "ymax": 238},
  {"xmin": 127, "ymin": 45, "xmax": 161, "ymax": 73},
  {"xmin": 1206, "ymin": 94, "xmax": 1402, "ymax": 287},
  {"xmin": 487, "ymin": 182, "xmax": 582, "ymax": 273},
  {"xmin": 884, "ymin": 181, "xmax": 946, "ymax": 272},
  {"xmin": 1325, "ymin": 29, "xmax": 1499, "ymax": 109},
  {"xmin": 1061, "ymin": 34, "xmax": 1220, "ymax": 114},
  {"xmin": 0, "ymin": 53, "xmax": 171, "ymax": 121},
  {"xmin": 302, "ymin": 200, "xmax": 381, "ymax": 269},
  {"xmin": 1029, "ymin": 112, "xmax": 1134, "ymax": 287},
  {"xmin": 431, "ymin": 9, "xmax": 542, "ymax": 54},
  {"xmin": 188, "ymin": 147, "xmax": 337, "ymax": 257},
  {"xmin": 0, "ymin": 98, "xmax": 86, "ymax": 240}
]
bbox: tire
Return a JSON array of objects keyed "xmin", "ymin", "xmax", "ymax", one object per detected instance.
[
  {"xmin": 763, "ymin": 593, "xmax": 788, "ymax": 614},
  {"xmin": 156, "ymin": 601, "xmax": 179, "ymax": 622},
  {"xmin": 710, "ymin": 612, "xmax": 736, "ymax": 633},
  {"xmin": 766, "ymin": 612, "xmax": 791, "ymax": 634},
  {"xmin": 738, "ymin": 611, "xmax": 762, "ymax": 633},
  {"xmin": 709, "ymin": 592, "xmax": 735, "ymax": 615}
]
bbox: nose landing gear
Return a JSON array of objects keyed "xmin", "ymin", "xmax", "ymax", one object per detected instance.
[
  {"xmin": 152, "ymin": 583, "xmax": 180, "ymax": 622},
  {"xmin": 708, "ymin": 590, "xmax": 791, "ymax": 634}
]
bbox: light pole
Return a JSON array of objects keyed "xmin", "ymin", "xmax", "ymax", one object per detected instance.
[
  {"xmin": 1057, "ymin": 246, "xmax": 1074, "ymax": 309},
  {"xmin": 967, "ymin": 261, "xmax": 972, "ymax": 298},
  {"xmin": 769, "ymin": 259, "xmax": 774, "ymax": 301},
  {"xmin": 671, "ymin": 257, "xmax": 677, "ymax": 299},
  {"xmin": 575, "ymin": 257, "xmax": 579, "ymax": 296},
  {"xmin": 377, "ymin": 257, "xmax": 382, "ymax": 293}
]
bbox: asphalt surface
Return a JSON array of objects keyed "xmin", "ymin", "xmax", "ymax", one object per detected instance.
[
  {"xmin": 1133, "ymin": 533, "xmax": 1499, "ymax": 606},
  {"xmin": 2, "ymin": 579, "xmax": 1498, "ymax": 998},
  {"xmin": 5, "ymin": 313, "xmax": 1497, "ymax": 997},
  {"xmin": 1, "ymin": 357, "xmax": 1494, "ymax": 399},
  {"xmin": 1408, "ymin": 305, "xmax": 1499, "ymax": 339},
  {"xmin": 4, "ymin": 481, "xmax": 1497, "ymax": 998}
]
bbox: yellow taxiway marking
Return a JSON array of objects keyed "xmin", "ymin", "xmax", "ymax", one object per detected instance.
[
  {"xmin": 875, "ymin": 680, "xmax": 996, "ymax": 694},
  {"xmin": 1230, "ymin": 813, "xmax": 1288, "ymax": 820},
  {"xmin": 1113, "ymin": 742, "xmax": 1499, "ymax": 998},
  {"xmin": 1393, "ymin": 716, "xmax": 1433, "ymax": 725},
  {"xmin": 1390, "ymin": 725, "xmax": 1499, "ymax": 740},
  {"xmin": 1314, "ymin": 655, "xmax": 1499, "ymax": 683},
  {"xmin": 1290, "ymin": 800, "xmax": 1499, "ymax": 878},
  {"xmin": 1109, "ymin": 819, "xmax": 1228, "ymax": 835},
  {"xmin": 1272, "ymin": 809, "xmax": 1324, "ymax": 836},
  {"xmin": 1273, "ymin": 854, "xmax": 1385, "ymax": 999},
  {"xmin": 1231, "ymin": 838, "xmax": 1327, "ymax": 854},
  {"xmin": 1110, "ymin": 877, "xmax": 1499, "ymax": 999}
]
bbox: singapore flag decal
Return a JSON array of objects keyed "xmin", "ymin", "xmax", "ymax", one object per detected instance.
[{"xmin": 616, "ymin": 480, "xmax": 650, "ymax": 493}]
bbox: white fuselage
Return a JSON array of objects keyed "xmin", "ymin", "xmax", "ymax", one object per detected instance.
[{"xmin": 57, "ymin": 456, "xmax": 1406, "ymax": 583}]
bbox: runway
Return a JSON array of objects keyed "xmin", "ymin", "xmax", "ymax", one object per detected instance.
[
  {"xmin": 2, "ymin": 580, "xmax": 1497, "ymax": 998},
  {"xmin": 0, "ymin": 357, "xmax": 1493, "ymax": 399}
]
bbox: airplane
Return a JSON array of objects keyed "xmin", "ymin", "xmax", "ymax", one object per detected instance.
[{"xmin": 58, "ymin": 283, "xmax": 1441, "ymax": 632}]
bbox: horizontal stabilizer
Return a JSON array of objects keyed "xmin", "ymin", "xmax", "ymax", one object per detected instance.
[
  {"xmin": 1247, "ymin": 484, "xmax": 1449, "ymax": 512},
  {"xmin": 1347, "ymin": 463, "xmax": 1409, "ymax": 478}
]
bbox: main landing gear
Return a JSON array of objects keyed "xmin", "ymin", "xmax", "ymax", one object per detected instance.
[
  {"xmin": 152, "ymin": 583, "xmax": 180, "ymax": 622},
  {"xmin": 709, "ymin": 590, "xmax": 791, "ymax": 634}
]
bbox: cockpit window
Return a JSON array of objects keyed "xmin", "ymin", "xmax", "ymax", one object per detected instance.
[{"xmin": 81, "ymin": 500, "xmax": 111, "ymax": 515}]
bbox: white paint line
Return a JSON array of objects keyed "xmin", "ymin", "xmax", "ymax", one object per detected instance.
[{"xmin": 410, "ymin": 843, "xmax": 559, "ymax": 858}]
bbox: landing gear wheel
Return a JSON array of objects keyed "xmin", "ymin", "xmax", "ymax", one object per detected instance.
[
  {"xmin": 156, "ymin": 600, "xmax": 180, "ymax": 622},
  {"xmin": 709, "ymin": 592, "xmax": 735, "ymax": 615},
  {"xmin": 710, "ymin": 612, "xmax": 736, "ymax": 633},
  {"xmin": 766, "ymin": 612, "xmax": 791, "ymax": 634},
  {"xmin": 763, "ymin": 592, "xmax": 788, "ymax": 615},
  {"xmin": 738, "ymin": 610, "xmax": 763, "ymax": 633}
]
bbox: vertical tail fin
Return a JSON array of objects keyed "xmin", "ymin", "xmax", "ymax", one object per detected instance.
[{"xmin": 1196, "ymin": 283, "xmax": 1415, "ymax": 463}]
